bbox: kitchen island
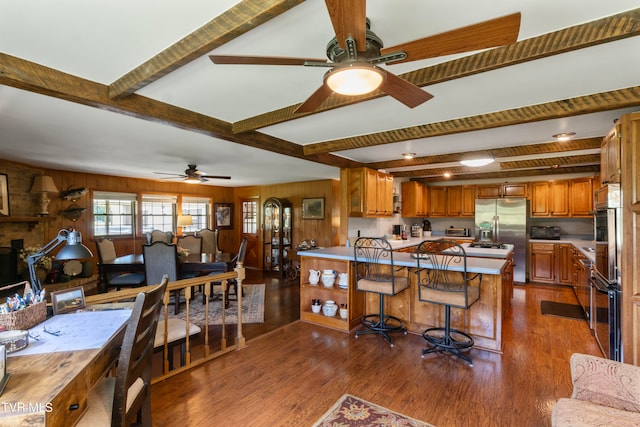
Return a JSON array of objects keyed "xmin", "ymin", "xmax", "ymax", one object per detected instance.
[{"xmin": 298, "ymin": 244, "xmax": 511, "ymax": 352}]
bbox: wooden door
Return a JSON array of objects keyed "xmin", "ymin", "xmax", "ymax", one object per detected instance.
[{"xmin": 240, "ymin": 198, "xmax": 260, "ymax": 269}]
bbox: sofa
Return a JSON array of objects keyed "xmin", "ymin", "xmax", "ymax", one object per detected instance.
[{"xmin": 552, "ymin": 353, "xmax": 640, "ymax": 426}]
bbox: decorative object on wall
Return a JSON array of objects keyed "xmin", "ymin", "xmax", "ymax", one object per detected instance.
[
  {"xmin": 214, "ymin": 203, "xmax": 233, "ymax": 229},
  {"xmin": 30, "ymin": 175, "xmax": 58, "ymax": 216},
  {"xmin": 302, "ymin": 197, "xmax": 325, "ymax": 219},
  {"xmin": 61, "ymin": 186, "xmax": 87, "ymax": 202},
  {"xmin": 0, "ymin": 174, "xmax": 8, "ymax": 216},
  {"xmin": 61, "ymin": 204, "xmax": 87, "ymax": 221}
]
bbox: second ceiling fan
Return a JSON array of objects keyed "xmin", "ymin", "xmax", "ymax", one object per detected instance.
[{"xmin": 210, "ymin": 1, "xmax": 521, "ymax": 113}]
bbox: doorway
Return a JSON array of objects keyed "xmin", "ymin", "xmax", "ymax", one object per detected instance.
[{"xmin": 240, "ymin": 198, "xmax": 260, "ymax": 269}]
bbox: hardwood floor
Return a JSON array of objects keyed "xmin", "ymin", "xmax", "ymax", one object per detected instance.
[{"xmin": 150, "ymin": 272, "xmax": 601, "ymax": 427}]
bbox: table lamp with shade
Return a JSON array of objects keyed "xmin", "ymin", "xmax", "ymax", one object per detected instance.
[
  {"xmin": 27, "ymin": 229, "xmax": 93, "ymax": 293},
  {"xmin": 30, "ymin": 175, "xmax": 59, "ymax": 216},
  {"xmin": 177, "ymin": 215, "xmax": 193, "ymax": 236}
]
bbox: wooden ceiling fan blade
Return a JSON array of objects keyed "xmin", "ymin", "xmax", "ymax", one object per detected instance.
[
  {"xmin": 294, "ymin": 84, "xmax": 334, "ymax": 114},
  {"xmin": 154, "ymin": 172, "xmax": 185, "ymax": 177},
  {"xmin": 209, "ymin": 55, "xmax": 327, "ymax": 66},
  {"xmin": 201, "ymin": 175, "xmax": 231, "ymax": 180},
  {"xmin": 380, "ymin": 72, "xmax": 434, "ymax": 108},
  {"xmin": 324, "ymin": 0, "xmax": 366, "ymax": 50},
  {"xmin": 380, "ymin": 12, "xmax": 521, "ymax": 64}
]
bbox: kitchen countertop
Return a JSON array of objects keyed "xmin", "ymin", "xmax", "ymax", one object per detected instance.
[
  {"xmin": 528, "ymin": 237, "xmax": 595, "ymax": 261},
  {"xmin": 297, "ymin": 246, "xmax": 507, "ymax": 275}
]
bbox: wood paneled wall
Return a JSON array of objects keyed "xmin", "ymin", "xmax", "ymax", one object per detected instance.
[{"xmin": 1, "ymin": 158, "xmax": 341, "ymax": 274}]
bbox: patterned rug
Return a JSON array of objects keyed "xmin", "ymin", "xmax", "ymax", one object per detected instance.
[
  {"xmin": 171, "ymin": 284, "xmax": 264, "ymax": 325},
  {"xmin": 312, "ymin": 394, "xmax": 434, "ymax": 427}
]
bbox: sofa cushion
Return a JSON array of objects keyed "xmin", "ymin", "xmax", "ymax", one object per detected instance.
[
  {"xmin": 552, "ymin": 397, "xmax": 640, "ymax": 427},
  {"xmin": 570, "ymin": 353, "xmax": 640, "ymax": 412}
]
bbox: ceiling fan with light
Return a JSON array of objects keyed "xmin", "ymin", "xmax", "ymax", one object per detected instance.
[
  {"xmin": 153, "ymin": 164, "xmax": 231, "ymax": 183},
  {"xmin": 209, "ymin": 1, "xmax": 521, "ymax": 113}
]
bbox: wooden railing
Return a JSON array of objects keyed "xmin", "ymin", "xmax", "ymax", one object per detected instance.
[{"xmin": 85, "ymin": 263, "xmax": 246, "ymax": 383}]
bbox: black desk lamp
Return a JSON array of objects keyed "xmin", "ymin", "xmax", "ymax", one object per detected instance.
[{"xmin": 27, "ymin": 229, "xmax": 93, "ymax": 293}]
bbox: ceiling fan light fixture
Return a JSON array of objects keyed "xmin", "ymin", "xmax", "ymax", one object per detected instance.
[
  {"xmin": 460, "ymin": 158, "xmax": 495, "ymax": 167},
  {"xmin": 184, "ymin": 176, "xmax": 202, "ymax": 184},
  {"xmin": 325, "ymin": 63, "xmax": 384, "ymax": 96}
]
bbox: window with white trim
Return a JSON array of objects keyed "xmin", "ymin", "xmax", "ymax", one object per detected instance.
[
  {"xmin": 93, "ymin": 191, "xmax": 136, "ymax": 237},
  {"xmin": 242, "ymin": 200, "xmax": 258, "ymax": 234},
  {"xmin": 141, "ymin": 195, "xmax": 177, "ymax": 233},
  {"xmin": 182, "ymin": 197, "xmax": 210, "ymax": 233}
]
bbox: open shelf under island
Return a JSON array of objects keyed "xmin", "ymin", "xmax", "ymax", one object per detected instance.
[{"xmin": 298, "ymin": 244, "xmax": 513, "ymax": 353}]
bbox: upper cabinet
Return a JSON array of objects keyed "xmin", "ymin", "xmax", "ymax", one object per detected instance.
[
  {"xmin": 600, "ymin": 124, "xmax": 621, "ymax": 185},
  {"xmin": 428, "ymin": 185, "xmax": 475, "ymax": 217},
  {"xmin": 570, "ymin": 178, "xmax": 595, "ymax": 217},
  {"xmin": 477, "ymin": 183, "xmax": 528, "ymax": 199},
  {"xmin": 531, "ymin": 180, "xmax": 569, "ymax": 217},
  {"xmin": 401, "ymin": 181, "xmax": 429, "ymax": 217},
  {"xmin": 348, "ymin": 168, "xmax": 393, "ymax": 218}
]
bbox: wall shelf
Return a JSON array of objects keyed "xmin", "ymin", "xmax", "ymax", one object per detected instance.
[{"xmin": 0, "ymin": 216, "xmax": 56, "ymax": 230}]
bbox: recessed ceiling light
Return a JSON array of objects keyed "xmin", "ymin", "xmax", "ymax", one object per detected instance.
[
  {"xmin": 552, "ymin": 132, "xmax": 576, "ymax": 141},
  {"xmin": 443, "ymin": 172, "xmax": 451, "ymax": 178},
  {"xmin": 460, "ymin": 158, "xmax": 495, "ymax": 167},
  {"xmin": 402, "ymin": 152, "xmax": 416, "ymax": 159}
]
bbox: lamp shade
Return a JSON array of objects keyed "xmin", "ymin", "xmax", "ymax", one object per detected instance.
[
  {"xmin": 177, "ymin": 215, "xmax": 193, "ymax": 227},
  {"xmin": 56, "ymin": 230, "xmax": 93, "ymax": 260},
  {"xmin": 30, "ymin": 175, "xmax": 59, "ymax": 193}
]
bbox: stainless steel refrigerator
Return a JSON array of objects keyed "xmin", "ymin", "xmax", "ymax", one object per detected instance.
[{"xmin": 475, "ymin": 198, "xmax": 528, "ymax": 283}]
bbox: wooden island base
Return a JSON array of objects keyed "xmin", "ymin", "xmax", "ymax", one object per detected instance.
[{"xmin": 300, "ymin": 247, "xmax": 510, "ymax": 353}]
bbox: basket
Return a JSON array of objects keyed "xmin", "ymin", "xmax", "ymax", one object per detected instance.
[{"xmin": 0, "ymin": 281, "xmax": 47, "ymax": 331}]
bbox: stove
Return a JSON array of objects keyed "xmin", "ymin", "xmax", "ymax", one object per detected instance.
[{"xmin": 469, "ymin": 242, "xmax": 507, "ymax": 249}]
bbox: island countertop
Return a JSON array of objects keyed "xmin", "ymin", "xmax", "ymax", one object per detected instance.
[{"xmin": 297, "ymin": 246, "xmax": 507, "ymax": 275}]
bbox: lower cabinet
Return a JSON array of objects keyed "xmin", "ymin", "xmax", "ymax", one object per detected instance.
[
  {"xmin": 530, "ymin": 243, "xmax": 556, "ymax": 283},
  {"xmin": 299, "ymin": 256, "xmax": 365, "ymax": 331}
]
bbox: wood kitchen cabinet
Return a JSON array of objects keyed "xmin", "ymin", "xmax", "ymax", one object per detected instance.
[
  {"xmin": 460, "ymin": 186, "xmax": 476, "ymax": 216},
  {"xmin": 530, "ymin": 180, "xmax": 570, "ymax": 217},
  {"xmin": 401, "ymin": 181, "xmax": 429, "ymax": 217},
  {"xmin": 347, "ymin": 167, "xmax": 393, "ymax": 217},
  {"xmin": 556, "ymin": 243, "xmax": 573, "ymax": 285},
  {"xmin": 600, "ymin": 124, "xmax": 621, "ymax": 185},
  {"xmin": 477, "ymin": 183, "xmax": 528, "ymax": 199},
  {"xmin": 530, "ymin": 243, "xmax": 556, "ymax": 283},
  {"xmin": 429, "ymin": 187, "xmax": 447, "ymax": 217},
  {"xmin": 570, "ymin": 177, "xmax": 595, "ymax": 217}
]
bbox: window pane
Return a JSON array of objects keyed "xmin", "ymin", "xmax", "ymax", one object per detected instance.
[
  {"xmin": 182, "ymin": 201, "xmax": 209, "ymax": 233},
  {"xmin": 142, "ymin": 201, "xmax": 175, "ymax": 233},
  {"xmin": 242, "ymin": 201, "xmax": 257, "ymax": 234},
  {"xmin": 93, "ymin": 195, "xmax": 135, "ymax": 237}
]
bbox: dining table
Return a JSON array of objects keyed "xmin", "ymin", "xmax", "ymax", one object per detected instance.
[
  {"xmin": 97, "ymin": 252, "xmax": 233, "ymax": 293},
  {"xmin": 0, "ymin": 307, "xmax": 132, "ymax": 425}
]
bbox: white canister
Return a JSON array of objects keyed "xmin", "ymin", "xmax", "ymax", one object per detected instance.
[
  {"xmin": 323, "ymin": 300, "xmax": 337, "ymax": 316},
  {"xmin": 321, "ymin": 270, "xmax": 336, "ymax": 287}
]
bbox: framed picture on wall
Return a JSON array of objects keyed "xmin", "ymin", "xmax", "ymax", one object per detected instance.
[
  {"xmin": 302, "ymin": 197, "xmax": 325, "ymax": 220},
  {"xmin": 214, "ymin": 203, "xmax": 233, "ymax": 229},
  {"xmin": 0, "ymin": 174, "xmax": 9, "ymax": 216}
]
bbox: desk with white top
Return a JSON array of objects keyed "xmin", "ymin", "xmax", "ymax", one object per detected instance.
[{"xmin": 0, "ymin": 309, "xmax": 131, "ymax": 426}]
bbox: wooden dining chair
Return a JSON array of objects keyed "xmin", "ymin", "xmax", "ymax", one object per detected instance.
[
  {"xmin": 145, "ymin": 230, "xmax": 173, "ymax": 245},
  {"xmin": 76, "ymin": 278, "xmax": 167, "ymax": 427},
  {"xmin": 202, "ymin": 237, "xmax": 247, "ymax": 307},
  {"xmin": 95, "ymin": 238, "xmax": 146, "ymax": 290}
]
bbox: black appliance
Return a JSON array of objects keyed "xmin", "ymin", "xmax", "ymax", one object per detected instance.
[
  {"xmin": 591, "ymin": 184, "xmax": 622, "ymax": 361},
  {"xmin": 530, "ymin": 225, "xmax": 561, "ymax": 240},
  {"xmin": 590, "ymin": 274, "xmax": 621, "ymax": 361}
]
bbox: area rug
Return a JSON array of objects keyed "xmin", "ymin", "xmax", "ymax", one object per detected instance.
[
  {"xmin": 541, "ymin": 301, "xmax": 585, "ymax": 320},
  {"xmin": 171, "ymin": 284, "xmax": 264, "ymax": 325},
  {"xmin": 312, "ymin": 394, "xmax": 434, "ymax": 427}
]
